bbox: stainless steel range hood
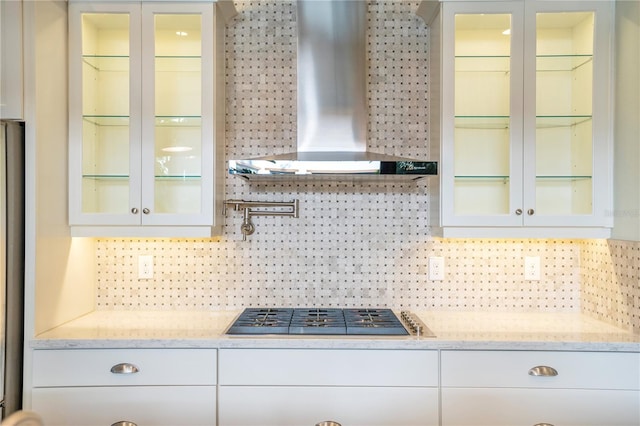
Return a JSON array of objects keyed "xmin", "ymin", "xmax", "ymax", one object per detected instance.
[{"xmin": 229, "ymin": 0, "xmax": 437, "ymax": 181}]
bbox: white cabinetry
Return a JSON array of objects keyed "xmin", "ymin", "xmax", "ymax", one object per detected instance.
[
  {"xmin": 218, "ymin": 349, "xmax": 439, "ymax": 426},
  {"xmin": 31, "ymin": 349, "xmax": 217, "ymax": 426},
  {"xmin": 0, "ymin": 0, "xmax": 23, "ymax": 120},
  {"xmin": 441, "ymin": 350, "xmax": 640, "ymax": 426},
  {"xmin": 423, "ymin": 1, "xmax": 613, "ymax": 238},
  {"xmin": 68, "ymin": 1, "xmax": 234, "ymax": 237}
]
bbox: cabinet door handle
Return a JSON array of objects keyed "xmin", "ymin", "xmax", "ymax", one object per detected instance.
[
  {"xmin": 533, "ymin": 423, "xmax": 555, "ymax": 426},
  {"xmin": 527, "ymin": 208, "xmax": 535, "ymax": 215},
  {"xmin": 111, "ymin": 422, "xmax": 138, "ymax": 426},
  {"xmin": 528, "ymin": 365, "xmax": 558, "ymax": 377},
  {"xmin": 142, "ymin": 208, "xmax": 150, "ymax": 214},
  {"xmin": 515, "ymin": 208, "xmax": 523, "ymax": 215},
  {"xmin": 131, "ymin": 208, "xmax": 139, "ymax": 214},
  {"xmin": 110, "ymin": 363, "xmax": 140, "ymax": 374}
]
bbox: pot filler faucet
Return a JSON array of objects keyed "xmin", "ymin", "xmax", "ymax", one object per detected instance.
[{"xmin": 223, "ymin": 199, "xmax": 299, "ymax": 240}]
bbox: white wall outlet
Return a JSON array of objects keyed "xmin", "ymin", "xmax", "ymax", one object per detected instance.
[
  {"xmin": 429, "ymin": 256, "xmax": 445, "ymax": 281},
  {"xmin": 138, "ymin": 255, "xmax": 153, "ymax": 279},
  {"xmin": 524, "ymin": 256, "xmax": 540, "ymax": 281}
]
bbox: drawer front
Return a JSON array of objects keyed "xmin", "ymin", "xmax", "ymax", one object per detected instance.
[
  {"xmin": 33, "ymin": 349, "xmax": 216, "ymax": 387},
  {"xmin": 219, "ymin": 386, "xmax": 439, "ymax": 426},
  {"xmin": 442, "ymin": 387, "xmax": 640, "ymax": 426},
  {"xmin": 32, "ymin": 386, "xmax": 216, "ymax": 426},
  {"xmin": 219, "ymin": 349, "xmax": 438, "ymax": 386},
  {"xmin": 441, "ymin": 350, "xmax": 640, "ymax": 390}
]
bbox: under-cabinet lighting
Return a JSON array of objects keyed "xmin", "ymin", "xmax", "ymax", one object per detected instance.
[
  {"xmin": 176, "ymin": 31, "xmax": 188, "ymax": 36},
  {"xmin": 502, "ymin": 29, "xmax": 511, "ymax": 35}
]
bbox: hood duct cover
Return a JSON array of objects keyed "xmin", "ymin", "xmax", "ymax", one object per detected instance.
[{"xmin": 229, "ymin": 0, "xmax": 437, "ymax": 180}]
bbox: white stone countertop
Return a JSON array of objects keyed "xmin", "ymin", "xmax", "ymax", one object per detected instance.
[{"xmin": 31, "ymin": 310, "xmax": 640, "ymax": 351}]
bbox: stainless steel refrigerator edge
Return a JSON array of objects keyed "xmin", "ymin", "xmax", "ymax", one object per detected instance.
[{"xmin": 0, "ymin": 121, "xmax": 25, "ymax": 418}]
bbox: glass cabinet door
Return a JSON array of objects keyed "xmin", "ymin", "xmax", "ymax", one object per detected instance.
[
  {"xmin": 141, "ymin": 4, "xmax": 213, "ymax": 226},
  {"xmin": 442, "ymin": 2, "xmax": 524, "ymax": 227},
  {"xmin": 523, "ymin": 1, "xmax": 611, "ymax": 227},
  {"xmin": 69, "ymin": 3, "xmax": 142, "ymax": 225},
  {"xmin": 69, "ymin": 3, "xmax": 216, "ymax": 230},
  {"xmin": 439, "ymin": 1, "xmax": 611, "ymax": 232}
]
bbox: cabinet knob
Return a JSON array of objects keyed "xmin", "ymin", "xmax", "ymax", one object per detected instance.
[
  {"xmin": 515, "ymin": 208, "xmax": 523, "ymax": 215},
  {"xmin": 527, "ymin": 208, "xmax": 535, "ymax": 215},
  {"xmin": 142, "ymin": 208, "xmax": 150, "ymax": 215},
  {"xmin": 528, "ymin": 365, "xmax": 558, "ymax": 377},
  {"xmin": 110, "ymin": 363, "xmax": 140, "ymax": 374},
  {"xmin": 111, "ymin": 422, "xmax": 138, "ymax": 426},
  {"xmin": 131, "ymin": 208, "xmax": 139, "ymax": 214}
]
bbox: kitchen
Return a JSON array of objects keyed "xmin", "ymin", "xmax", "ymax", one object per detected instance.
[{"xmin": 1, "ymin": 0, "xmax": 639, "ymax": 425}]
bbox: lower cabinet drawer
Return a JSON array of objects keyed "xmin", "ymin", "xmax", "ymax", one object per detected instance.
[
  {"xmin": 33, "ymin": 349, "xmax": 217, "ymax": 387},
  {"xmin": 442, "ymin": 387, "xmax": 640, "ymax": 426},
  {"xmin": 219, "ymin": 349, "xmax": 438, "ymax": 386},
  {"xmin": 441, "ymin": 350, "xmax": 640, "ymax": 390},
  {"xmin": 32, "ymin": 386, "xmax": 216, "ymax": 426},
  {"xmin": 219, "ymin": 386, "xmax": 439, "ymax": 426}
]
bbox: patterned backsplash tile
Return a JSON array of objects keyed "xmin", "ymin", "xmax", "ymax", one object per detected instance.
[{"xmin": 91, "ymin": 1, "xmax": 640, "ymax": 333}]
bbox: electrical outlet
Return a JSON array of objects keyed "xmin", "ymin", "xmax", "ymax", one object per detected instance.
[
  {"xmin": 429, "ymin": 256, "xmax": 445, "ymax": 281},
  {"xmin": 524, "ymin": 256, "xmax": 540, "ymax": 281},
  {"xmin": 138, "ymin": 255, "xmax": 153, "ymax": 279}
]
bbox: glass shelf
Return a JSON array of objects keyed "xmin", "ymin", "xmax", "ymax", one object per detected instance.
[
  {"xmin": 537, "ymin": 54, "xmax": 592, "ymax": 72},
  {"xmin": 82, "ymin": 55, "xmax": 129, "ymax": 71},
  {"xmin": 536, "ymin": 115, "xmax": 592, "ymax": 128},
  {"xmin": 82, "ymin": 175, "xmax": 129, "ymax": 180},
  {"xmin": 82, "ymin": 116, "xmax": 130, "ymax": 126},
  {"xmin": 455, "ymin": 176, "xmax": 510, "ymax": 180},
  {"xmin": 155, "ymin": 175, "xmax": 201, "ymax": 180},
  {"xmin": 455, "ymin": 175, "xmax": 592, "ymax": 180},
  {"xmin": 454, "ymin": 116, "xmax": 510, "ymax": 129},
  {"xmin": 82, "ymin": 116, "xmax": 202, "ymax": 127},
  {"xmin": 83, "ymin": 174, "xmax": 202, "ymax": 180},
  {"xmin": 536, "ymin": 175, "xmax": 592, "ymax": 180},
  {"xmin": 155, "ymin": 116, "xmax": 201, "ymax": 127},
  {"xmin": 454, "ymin": 116, "xmax": 592, "ymax": 129}
]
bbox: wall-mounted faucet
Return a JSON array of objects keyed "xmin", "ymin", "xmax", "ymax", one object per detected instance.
[{"xmin": 223, "ymin": 199, "xmax": 299, "ymax": 240}]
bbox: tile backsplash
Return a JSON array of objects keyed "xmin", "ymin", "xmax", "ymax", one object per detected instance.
[{"xmin": 92, "ymin": 1, "xmax": 640, "ymax": 334}]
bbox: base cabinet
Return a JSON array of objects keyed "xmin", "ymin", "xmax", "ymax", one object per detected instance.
[
  {"xmin": 220, "ymin": 386, "xmax": 438, "ymax": 426},
  {"xmin": 441, "ymin": 350, "xmax": 640, "ymax": 426},
  {"xmin": 218, "ymin": 349, "xmax": 439, "ymax": 426},
  {"xmin": 32, "ymin": 386, "xmax": 216, "ymax": 426},
  {"xmin": 442, "ymin": 388, "xmax": 640, "ymax": 426},
  {"xmin": 31, "ymin": 349, "xmax": 217, "ymax": 426}
]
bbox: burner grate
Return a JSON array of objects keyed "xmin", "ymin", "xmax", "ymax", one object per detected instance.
[
  {"xmin": 227, "ymin": 308, "xmax": 409, "ymax": 336},
  {"xmin": 226, "ymin": 308, "xmax": 293, "ymax": 335},
  {"xmin": 344, "ymin": 308, "xmax": 408, "ymax": 335},
  {"xmin": 289, "ymin": 308, "xmax": 346, "ymax": 335}
]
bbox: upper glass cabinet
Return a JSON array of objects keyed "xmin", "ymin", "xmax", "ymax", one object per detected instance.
[
  {"xmin": 79, "ymin": 10, "xmax": 134, "ymax": 217},
  {"xmin": 531, "ymin": 11, "xmax": 594, "ymax": 217},
  {"xmin": 431, "ymin": 0, "xmax": 613, "ymax": 237},
  {"xmin": 69, "ymin": 2, "xmax": 228, "ymax": 237}
]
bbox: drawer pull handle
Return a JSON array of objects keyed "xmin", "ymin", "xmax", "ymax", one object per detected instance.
[
  {"xmin": 111, "ymin": 422, "xmax": 138, "ymax": 426},
  {"xmin": 528, "ymin": 366, "xmax": 558, "ymax": 377},
  {"xmin": 110, "ymin": 363, "xmax": 139, "ymax": 374},
  {"xmin": 533, "ymin": 424, "xmax": 555, "ymax": 426}
]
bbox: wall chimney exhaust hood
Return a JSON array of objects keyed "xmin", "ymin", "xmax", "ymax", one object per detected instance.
[{"xmin": 228, "ymin": 0, "xmax": 437, "ymax": 181}]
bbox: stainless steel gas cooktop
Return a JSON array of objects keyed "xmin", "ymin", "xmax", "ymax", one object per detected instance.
[{"xmin": 226, "ymin": 308, "xmax": 434, "ymax": 337}]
